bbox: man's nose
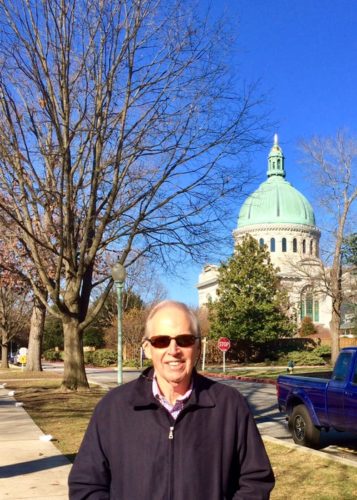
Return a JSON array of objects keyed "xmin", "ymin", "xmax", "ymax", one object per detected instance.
[{"xmin": 167, "ymin": 338, "xmax": 180, "ymax": 354}]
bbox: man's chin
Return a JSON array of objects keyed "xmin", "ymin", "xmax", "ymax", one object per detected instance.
[{"xmin": 166, "ymin": 373, "xmax": 192, "ymax": 388}]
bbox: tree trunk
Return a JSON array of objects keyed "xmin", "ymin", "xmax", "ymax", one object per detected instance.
[
  {"xmin": 62, "ymin": 319, "xmax": 89, "ymax": 391},
  {"xmin": 330, "ymin": 268, "xmax": 342, "ymax": 365},
  {"xmin": 329, "ymin": 260, "xmax": 342, "ymax": 365},
  {"xmin": 26, "ymin": 297, "xmax": 46, "ymax": 371},
  {"xmin": 1, "ymin": 330, "xmax": 9, "ymax": 369},
  {"xmin": 329, "ymin": 215, "xmax": 345, "ymax": 365},
  {"xmin": 330, "ymin": 307, "xmax": 341, "ymax": 365}
]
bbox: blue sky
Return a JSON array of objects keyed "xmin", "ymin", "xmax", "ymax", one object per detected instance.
[{"xmin": 160, "ymin": 0, "xmax": 357, "ymax": 306}]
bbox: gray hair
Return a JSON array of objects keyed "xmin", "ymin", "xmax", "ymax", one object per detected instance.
[{"xmin": 144, "ymin": 300, "xmax": 201, "ymax": 338}]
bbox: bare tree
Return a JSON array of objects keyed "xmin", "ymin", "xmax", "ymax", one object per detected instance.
[
  {"xmin": 0, "ymin": 0, "xmax": 268, "ymax": 390},
  {"xmin": 0, "ymin": 273, "xmax": 31, "ymax": 369},
  {"xmin": 0, "ymin": 216, "xmax": 47, "ymax": 371},
  {"xmin": 105, "ymin": 307, "xmax": 147, "ymax": 351},
  {"xmin": 120, "ymin": 255, "xmax": 167, "ymax": 306},
  {"xmin": 300, "ymin": 131, "xmax": 357, "ymax": 363}
]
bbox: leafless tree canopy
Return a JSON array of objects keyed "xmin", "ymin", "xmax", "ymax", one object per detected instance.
[
  {"xmin": 0, "ymin": 0, "xmax": 268, "ymax": 388},
  {"xmin": 0, "ymin": 283, "xmax": 31, "ymax": 369},
  {"xmin": 300, "ymin": 132, "xmax": 357, "ymax": 245},
  {"xmin": 300, "ymin": 131, "xmax": 357, "ymax": 363}
]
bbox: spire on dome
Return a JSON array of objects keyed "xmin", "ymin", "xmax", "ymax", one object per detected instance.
[{"xmin": 267, "ymin": 134, "xmax": 285, "ymax": 178}]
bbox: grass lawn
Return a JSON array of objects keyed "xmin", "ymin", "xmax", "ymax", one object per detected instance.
[
  {"xmin": 1, "ymin": 369, "xmax": 356, "ymax": 499},
  {"xmin": 266, "ymin": 440, "xmax": 357, "ymax": 499}
]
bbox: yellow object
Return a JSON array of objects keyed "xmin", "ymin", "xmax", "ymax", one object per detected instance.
[{"xmin": 18, "ymin": 354, "xmax": 27, "ymax": 365}]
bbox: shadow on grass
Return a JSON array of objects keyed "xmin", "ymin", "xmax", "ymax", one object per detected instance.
[{"xmin": 0, "ymin": 455, "xmax": 71, "ymax": 478}]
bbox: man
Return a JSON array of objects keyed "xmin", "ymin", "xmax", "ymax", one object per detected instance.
[{"xmin": 69, "ymin": 300, "xmax": 275, "ymax": 499}]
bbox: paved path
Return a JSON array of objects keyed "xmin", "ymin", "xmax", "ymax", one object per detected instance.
[{"xmin": 0, "ymin": 388, "xmax": 71, "ymax": 499}]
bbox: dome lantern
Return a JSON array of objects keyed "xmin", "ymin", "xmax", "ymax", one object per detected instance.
[{"xmin": 267, "ymin": 134, "xmax": 285, "ymax": 178}]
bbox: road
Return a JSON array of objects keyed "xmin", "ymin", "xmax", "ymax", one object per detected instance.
[
  {"xmin": 43, "ymin": 363, "xmax": 139, "ymax": 386},
  {"xmin": 44, "ymin": 363, "xmax": 357, "ymax": 463}
]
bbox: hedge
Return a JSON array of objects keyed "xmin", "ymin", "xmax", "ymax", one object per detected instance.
[
  {"xmin": 43, "ymin": 349, "xmax": 62, "ymax": 361},
  {"xmin": 92, "ymin": 349, "xmax": 117, "ymax": 367},
  {"xmin": 279, "ymin": 350, "xmax": 326, "ymax": 366}
]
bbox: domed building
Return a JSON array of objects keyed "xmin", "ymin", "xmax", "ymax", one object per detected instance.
[{"xmin": 197, "ymin": 135, "xmax": 332, "ymax": 329}]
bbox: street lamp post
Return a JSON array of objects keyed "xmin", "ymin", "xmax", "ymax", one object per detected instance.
[{"xmin": 111, "ymin": 262, "xmax": 126, "ymax": 385}]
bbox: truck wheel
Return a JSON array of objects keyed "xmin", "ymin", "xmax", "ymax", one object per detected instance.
[{"xmin": 289, "ymin": 404, "xmax": 320, "ymax": 449}]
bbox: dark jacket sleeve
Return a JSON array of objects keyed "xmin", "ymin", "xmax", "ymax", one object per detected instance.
[
  {"xmin": 232, "ymin": 395, "xmax": 275, "ymax": 499},
  {"xmin": 68, "ymin": 405, "xmax": 111, "ymax": 500}
]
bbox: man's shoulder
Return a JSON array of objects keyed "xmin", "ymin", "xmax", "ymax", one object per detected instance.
[{"xmin": 94, "ymin": 370, "xmax": 152, "ymax": 411}]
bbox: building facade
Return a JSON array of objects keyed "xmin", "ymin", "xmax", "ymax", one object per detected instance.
[{"xmin": 197, "ymin": 135, "xmax": 332, "ymax": 329}]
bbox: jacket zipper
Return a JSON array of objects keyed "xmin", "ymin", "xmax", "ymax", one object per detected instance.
[{"xmin": 168, "ymin": 423, "xmax": 175, "ymax": 499}]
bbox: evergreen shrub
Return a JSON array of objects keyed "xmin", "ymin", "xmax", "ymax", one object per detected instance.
[
  {"xmin": 83, "ymin": 327, "xmax": 105, "ymax": 348},
  {"xmin": 313, "ymin": 345, "xmax": 331, "ymax": 358},
  {"xmin": 92, "ymin": 349, "xmax": 117, "ymax": 367},
  {"xmin": 84, "ymin": 351, "xmax": 94, "ymax": 365},
  {"xmin": 43, "ymin": 349, "xmax": 62, "ymax": 361},
  {"xmin": 122, "ymin": 358, "xmax": 152, "ymax": 368},
  {"xmin": 43, "ymin": 316, "xmax": 64, "ymax": 351},
  {"xmin": 280, "ymin": 350, "xmax": 325, "ymax": 366}
]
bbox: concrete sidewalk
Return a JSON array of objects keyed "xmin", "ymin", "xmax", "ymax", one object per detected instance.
[{"xmin": 0, "ymin": 388, "xmax": 72, "ymax": 499}]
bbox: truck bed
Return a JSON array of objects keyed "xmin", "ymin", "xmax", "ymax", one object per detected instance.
[
  {"xmin": 292, "ymin": 371, "xmax": 332, "ymax": 379},
  {"xmin": 278, "ymin": 375, "xmax": 329, "ymax": 426}
]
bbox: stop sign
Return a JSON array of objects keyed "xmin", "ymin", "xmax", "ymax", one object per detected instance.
[{"xmin": 217, "ymin": 337, "xmax": 231, "ymax": 352}]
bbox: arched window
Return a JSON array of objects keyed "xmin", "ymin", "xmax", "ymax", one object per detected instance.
[
  {"xmin": 302, "ymin": 239, "xmax": 306, "ymax": 253},
  {"xmin": 282, "ymin": 237, "xmax": 287, "ymax": 252},
  {"xmin": 270, "ymin": 238, "xmax": 275, "ymax": 252},
  {"xmin": 310, "ymin": 240, "xmax": 313, "ymax": 255},
  {"xmin": 314, "ymin": 300, "xmax": 319, "ymax": 322},
  {"xmin": 300, "ymin": 287, "xmax": 319, "ymax": 322},
  {"xmin": 259, "ymin": 238, "xmax": 264, "ymax": 248},
  {"xmin": 293, "ymin": 238, "xmax": 297, "ymax": 252},
  {"xmin": 306, "ymin": 292, "xmax": 313, "ymax": 317}
]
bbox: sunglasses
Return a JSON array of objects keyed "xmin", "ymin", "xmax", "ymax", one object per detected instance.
[{"xmin": 144, "ymin": 334, "xmax": 199, "ymax": 349}]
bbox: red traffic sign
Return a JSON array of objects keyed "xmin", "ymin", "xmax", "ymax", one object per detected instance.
[{"xmin": 217, "ymin": 337, "xmax": 231, "ymax": 352}]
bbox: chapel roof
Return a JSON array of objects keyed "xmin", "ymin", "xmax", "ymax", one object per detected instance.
[{"xmin": 237, "ymin": 135, "xmax": 316, "ymax": 228}]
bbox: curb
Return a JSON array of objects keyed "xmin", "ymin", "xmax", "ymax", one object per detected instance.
[
  {"xmin": 202, "ymin": 371, "xmax": 277, "ymax": 385},
  {"xmin": 262, "ymin": 435, "xmax": 357, "ymax": 469}
]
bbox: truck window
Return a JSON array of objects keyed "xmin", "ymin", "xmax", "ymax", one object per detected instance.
[
  {"xmin": 353, "ymin": 360, "xmax": 357, "ymax": 385},
  {"xmin": 332, "ymin": 352, "xmax": 353, "ymax": 382}
]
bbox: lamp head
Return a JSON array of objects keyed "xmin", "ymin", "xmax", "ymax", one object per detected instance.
[{"xmin": 111, "ymin": 262, "xmax": 126, "ymax": 283}]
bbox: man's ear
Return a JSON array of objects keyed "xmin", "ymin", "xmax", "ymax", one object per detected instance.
[
  {"xmin": 143, "ymin": 341, "xmax": 152, "ymax": 360},
  {"xmin": 194, "ymin": 340, "xmax": 202, "ymax": 368}
]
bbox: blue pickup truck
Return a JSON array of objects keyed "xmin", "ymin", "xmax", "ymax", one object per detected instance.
[{"xmin": 277, "ymin": 347, "xmax": 357, "ymax": 448}]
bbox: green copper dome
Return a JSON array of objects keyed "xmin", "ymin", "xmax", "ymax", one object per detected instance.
[{"xmin": 238, "ymin": 135, "xmax": 316, "ymax": 228}]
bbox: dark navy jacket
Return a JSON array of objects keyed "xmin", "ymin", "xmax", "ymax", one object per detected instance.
[{"xmin": 68, "ymin": 368, "xmax": 274, "ymax": 499}]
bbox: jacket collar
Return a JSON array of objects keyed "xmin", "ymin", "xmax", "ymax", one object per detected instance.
[{"xmin": 129, "ymin": 367, "xmax": 216, "ymax": 410}]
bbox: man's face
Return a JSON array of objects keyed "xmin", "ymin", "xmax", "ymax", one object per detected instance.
[{"xmin": 145, "ymin": 306, "xmax": 199, "ymax": 393}]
